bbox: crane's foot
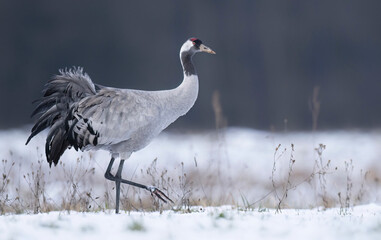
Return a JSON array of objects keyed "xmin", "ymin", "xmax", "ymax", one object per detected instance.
[
  {"xmin": 146, "ymin": 186, "xmax": 174, "ymax": 204},
  {"xmin": 105, "ymin": 173, "xmax": 174, "ymax": 206},
  {"xmin": 104, "ymin": 157, "xmax": 174, "ymax": 213}
]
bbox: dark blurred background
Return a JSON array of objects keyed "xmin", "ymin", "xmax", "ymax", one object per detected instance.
[{"xmin": 1, "ymin": 0, "xmax": 381, "ymax": 131}]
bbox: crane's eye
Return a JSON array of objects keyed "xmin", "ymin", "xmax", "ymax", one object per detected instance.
[{"xmin": 190, "ymin": 38, "xmax": 202, "ymax": 48}]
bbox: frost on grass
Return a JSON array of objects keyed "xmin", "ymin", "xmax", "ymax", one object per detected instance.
[
  {"xmin": 127, "ymin": 220, "xmax": 146, "ymax": 232},
  {"xmin": 0, "ymin": 128, "xmax": 380, "ymax": 213}
]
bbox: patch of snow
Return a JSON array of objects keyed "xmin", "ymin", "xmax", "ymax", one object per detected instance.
[{"xmin": 1, "ymin": 205, "xmax": 381, "ymax": 240}]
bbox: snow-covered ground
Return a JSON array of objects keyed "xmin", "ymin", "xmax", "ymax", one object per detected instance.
[
  {"xmin": 1, "ymin": 127, "xmax": 381, "ymax": 239},
  {"xmin": 1, "ymin": 205, "xmax": 381, "ymax": 240},
  {"xmin": 0, "ymin": 127, "xmax": 381, "ymax": 211}
]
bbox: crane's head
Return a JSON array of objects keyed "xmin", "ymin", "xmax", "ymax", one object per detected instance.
[{"xmin": 181, "ymin": 38, "xmax": 216, "ymax": 55}]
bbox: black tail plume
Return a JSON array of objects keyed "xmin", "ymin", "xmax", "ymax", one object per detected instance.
[{"xmin": 26, "ymin": 67, "xmax": 98, "ymax": 166}]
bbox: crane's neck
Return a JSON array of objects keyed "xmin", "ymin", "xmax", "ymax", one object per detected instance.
[
  {"xmin": 154, "ymin": 48, "xmax": 199, "ymax": 132},
  {"xmin": 180, "ymin": 51, "xmax": 196, "ymax": 76},
  {"xmin": 164, "ymin": 50, "xmax": 199, "ymax": 118}
]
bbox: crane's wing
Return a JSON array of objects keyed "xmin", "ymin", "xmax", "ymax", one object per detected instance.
[
  {"xmin": 26, "ymin": 67, "xmax": 102, "ymax": 166},
  {"xmin": 68, "ymin": 88, "xmax": 162, "ymax": 150}
]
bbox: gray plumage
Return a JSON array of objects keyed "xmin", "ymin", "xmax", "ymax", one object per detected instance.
[{"xmin": 26, "ymin": 38, "xmax": 215, "ymax": 167}]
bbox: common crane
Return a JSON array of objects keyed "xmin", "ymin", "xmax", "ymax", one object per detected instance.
[{"xmin": 26, "ymin": 38, "xmax": 215, "ymax": 213}]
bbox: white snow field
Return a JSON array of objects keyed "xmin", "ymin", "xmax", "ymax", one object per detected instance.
[
  {"xmin": 1, "ymin": 127, "xmax": 381, "ymax": 210},
  {"xmin": 1, "ymin": 205, "xmax": 381, "ymax": 240},
  {"xmin": 1, "ymin": 127, "xmax": 381, "ymax": 239}
]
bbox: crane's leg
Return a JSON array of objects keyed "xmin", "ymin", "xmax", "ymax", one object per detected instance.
[
  {"xmin": 115, "ymin": 159, "xmax": 125, "ymax": 214},
  {"xmin": 104, "ymin": 157, "xmax": 173, "ymax": 213}
]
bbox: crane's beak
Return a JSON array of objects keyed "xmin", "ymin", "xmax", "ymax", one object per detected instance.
[{"xmin": 200, "ymin": 44, "xmax": 216, "ymax": 54}]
